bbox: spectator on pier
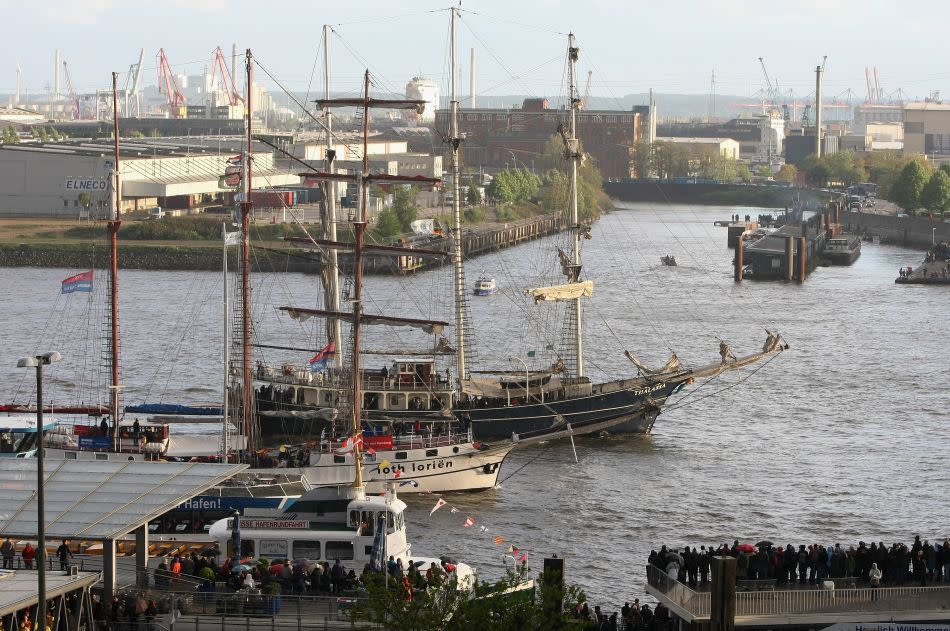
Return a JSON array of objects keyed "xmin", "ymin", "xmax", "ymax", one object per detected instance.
[
  {"xmin": 913, "ymin": 551, "xmax": 928, "ymax": 586},
  {"xmin": 1, "ymin": 537, "xmax": 14, "ymax": 569},
  {"xmin": 56, "ymin": 540, "xmax": 72, "ymax": 571},
  {"xmin": 21, "ymin": 542, "xmax": 35, "ymax": 569},
  {"xmin": 699, "ymin": 546, "xmax": 711, "ymax": 585},
  {"xmin": 869, "ymin": 563, "xmax": 882, "ymax": 587}
]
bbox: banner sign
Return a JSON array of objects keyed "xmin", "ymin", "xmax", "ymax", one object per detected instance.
[{"xmin": 232, "ymin": 519, "xmax": 310, "ymax": 530}]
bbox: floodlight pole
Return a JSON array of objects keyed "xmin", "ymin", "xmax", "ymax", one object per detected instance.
[
  {"xmin": 35, "ymin": 359, "xmax": 46, "ymax": 631},
  {"xmin": 17, "ymin": 353, "xmax": 60, "ymax": 631}
]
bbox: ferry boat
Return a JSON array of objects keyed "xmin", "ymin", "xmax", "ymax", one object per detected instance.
[
  {"xmin": 208, "ymin": 485, "xmax": 476, "ymax": 586},
  {"xmin": 473, "ymin": 276, "xmax": 498, "ymax": 296},
  {"xmin": 824, "ymin": 234, "xmax": 862, "ymax": 265}
]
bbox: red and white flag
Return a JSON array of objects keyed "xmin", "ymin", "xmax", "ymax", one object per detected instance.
[
  {"xmin": 335, "ymin": 434, "xmax": 363, "ymax": 455},
  {"xmin": 429, "ymin": 499, "xmax": 446, "ymax": 516},
  {"xmin": 463, "ymin": 517, "xmax": 475, "ymax": 527},
  {"xmin": 517, "ymin": 551, "xmax": 527, "ymax": 563}
]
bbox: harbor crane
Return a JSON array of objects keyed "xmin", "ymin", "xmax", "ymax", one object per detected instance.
[
  {"xmin": 122, "ymin": 48, "xmax": 145, "ymax": 117},
  {"xmin": 758, "ymin": 57, "xmax": 780, "ymax": 115},
  {"xmin": 210, "ymin": 46, "xmax": 243, "ymax": 106},
  {"xmin": 157, "ymin": 48, "xmax": 186, "ymax": 117},
  {"xmin": 62, "ymin": 60, "xmax": 80, "ymax": 120},
  {"xmin": 582, "ymin": 70, "xmax": 592, "ymax": 109}
]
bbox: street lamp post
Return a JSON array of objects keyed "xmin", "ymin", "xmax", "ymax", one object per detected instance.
[
  {"xmin": 933, "ymin": 227, "xmax": 936, "ymax": 246},
  {"xmin": 16, "ymin": 351, "xmax": 62, "ymax": 631},
  {"xmin": 508, "ymin": 356, "xmax": 530, "ymax": 403}
]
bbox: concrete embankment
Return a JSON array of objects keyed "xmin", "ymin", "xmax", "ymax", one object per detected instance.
[
  {"xmin": 604, "ymin": 180, "xmax": 823, "ymax": 208},
  {"xmin": 0, "ymin": 242, "xmax": 320, "ymax": 273},
  {"xmin": 841, "ymin": 210, "xmax": 950, "ymax": 250},
  {"xmin": 0, "ymin": 213, "xmax": 565, "ymax": 274}
]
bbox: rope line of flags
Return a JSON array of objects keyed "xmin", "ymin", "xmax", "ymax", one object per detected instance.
[{"xmin": 428, "ymin": 497, "xmax": 529, "ymax": 564}]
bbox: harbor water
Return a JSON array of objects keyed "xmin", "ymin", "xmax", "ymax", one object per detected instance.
[{"xmin": 2, "ymin": 203, "xmax": 948, "ymax": 607}]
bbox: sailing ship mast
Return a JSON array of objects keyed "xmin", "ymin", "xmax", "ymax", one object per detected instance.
[
  {"xmin": 322, "ymin": 24, "xmax": 344, "ymax": 368},
  {"xmin": 449, "ymin": 5, "xmax": 468, "ymax": 383},
  {"xmin": 566, "ymin": 34, "xmax": 584, "ymax": 377},
  {"xmin": 240, "ymin": 49, "xmax": 256, "ymax": 452},
  {"xmin": 109, "ymin": 72, "xmax": 122, "ymax": 442},
  {"xmin": 284, "ymin": 72, "xmax": 445, "ymax": 488}
]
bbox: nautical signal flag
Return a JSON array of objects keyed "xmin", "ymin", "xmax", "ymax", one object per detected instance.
[
  {"xmin": 508, "ymin": 545, "xmax": 520, "ymax": 555},
  {"xmin": 450, "ymin": 508, "xmax": 459, "ymax": 514},
  {"xmin": 494, "ymin": 536, "xmax": 504, "ymax": 545},
  {"xmin": 378, "ymin": 459, "xmax": 391, "ymax": 469},
  {"xmin": 463, "ymin": 517, "xmax": 475, "ymax": 527},
  {"xmin": 394, "ymin": 469, "xmax": 402, "ymax": 479},
  {"xmin": 429, "ymin": 498, "xmax": 446, "ymax": 515},
  {"xmin": 62, "ymin": 271, "xmax": 93, "ymax": 294},
  {"xmin": 517, "ymin": 551, "xmax": 527, "ymax": 563}
]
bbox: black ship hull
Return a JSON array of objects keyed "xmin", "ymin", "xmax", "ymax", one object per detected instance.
[{"xmin": 455, "ymin": 379, "xmax": 687, "ymax": 439}]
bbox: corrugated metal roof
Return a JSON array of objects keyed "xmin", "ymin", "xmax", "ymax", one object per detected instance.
[{"xmin": 0, "ymin": 460, "xmax": 246, "ymax": 540}]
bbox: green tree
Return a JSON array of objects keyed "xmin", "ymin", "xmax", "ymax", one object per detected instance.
[
  {"xmin": 776, "ymin": 164, "xmax": 798, "ymax": 183},
  {"xmin": 487, "ymin": 171, "xmax": 517, "ymax": 204},
  {"xmin": 392, "ymin": 185, "xmax": 418, "ymax": 231},
  {"xmin": 920, "ymin": 170, "xmax": 950, "ymax": 213},
  {"xmin": 33, "ymin": 126, "xmax": 49, "ymax": 142},
  {"xmin": 653, "ymin": 142, "xmax": 690, "ymax": 179},
  {"xmin": 735, "ymin": 162, "xmax": 752, "ymax": 183},
  {"xmin": 466, "ymin": 186, "xmax": 482, "ymax": 206},
  {"xmin": 77, "ymin": 192, "xmax": 91, "ymax": 210},
  {"xmin": 350, "ymin": 565, "xmax": 586, "ymax": 631},
  {"xmin": 940, "ymin": 163, "xmax": 950, "ymax": 178},
  {"xmin": 48, "ymin": 126, "xmax": 62, "ymax": 141},
  {"xmin": 631, "ymin": 140, "xmax": 654, "ymax": 178},
  {"xmin": 891, "ymin": 160, "xmax": 931, "ymax": 211},
  {"xmin": 374, "ymin": 209, "xmax": 401, "ymax": 238}
]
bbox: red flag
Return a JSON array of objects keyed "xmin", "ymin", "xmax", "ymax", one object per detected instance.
[
  {"xmin": 394, "ymin": 469, "xmax": 402, "ymax": 479},
  {"xmin": 517, "ymin": 551, "xmax": 527, "ymax": 563},
  {"xmin": 463, "ymin": 517, "xmax": 475, "ymax": 527}
]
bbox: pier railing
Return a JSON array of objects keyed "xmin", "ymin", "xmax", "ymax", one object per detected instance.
[
  {"xmin": 647, "ymin": 565, "xmax": 950, "ymax": 620},
  {"xmin": 645, "ymin": 565, "xmax": 710, "ymax": 618},
  {"xmin": 736, "ymin": 584, "xmax": 950, "ymax": 617}
]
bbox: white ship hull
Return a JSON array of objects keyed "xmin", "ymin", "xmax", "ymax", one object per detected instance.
[{"xmin": 249, "ymin": 442, "xmax": 513, "ymax": 494}]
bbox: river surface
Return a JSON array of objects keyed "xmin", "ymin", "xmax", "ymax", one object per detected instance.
[{"xmin": 2, "ymin": 203, "xmax": 948, "ymax": 608}]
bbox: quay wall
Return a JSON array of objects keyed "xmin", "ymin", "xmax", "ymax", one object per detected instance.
[
  {"xmin": 0, "ymin": 213, "xmax": 565, "ymax": 274},
  {"xmin": 841, "ymin": 210, "xmax": 950, "ymax": 250},
  {"xmin": 604, "ymin": 180, "xmax": 821, "ymax": 208}
]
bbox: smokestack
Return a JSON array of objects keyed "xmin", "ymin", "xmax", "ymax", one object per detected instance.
[
  {"xmin": 648, "ymin": 88, "xmax": 657, "ymax": 144},
  {"xmin": 470, "ymin": 48, "xmax": 476, "ymax": 109},
  {"xmin": 54, "ymin": 49, "xmax": 61, "ymax": 97},
  {"xmin": 14, "ymin": 62, "xmax": 21, "ymax": 106}
]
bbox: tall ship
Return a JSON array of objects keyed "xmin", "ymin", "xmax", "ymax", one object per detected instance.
[{"xmin": 451, "ymin": 35, "xmax": 785, "ymax": 438}]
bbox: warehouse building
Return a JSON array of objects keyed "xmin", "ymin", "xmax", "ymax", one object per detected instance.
[{"xmin": 0, "ymin": 139, "xmax": 300, "ymax": 217}]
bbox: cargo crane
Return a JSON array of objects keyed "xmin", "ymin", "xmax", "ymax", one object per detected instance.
[
  {"xmin": 157, "ymin": 48, "xmax": 186, "ymax": 117},
  {"xmin": 210, "ymin": 46, "xmax": 243, "ymax": 106},
  {"xmin": 758, "ymin": 56, "xmax": 780, "ymax": 115},
  {"xmin": 62, "ymin": 60, "xmax": 80, "ymax": 120},
  {"xmin": 122, "ymin": 48, "xmax": 145, "ymax": 117},
  {"xmin": 581, "ymin": 70, "xmax": 592, "ymax": 110}
]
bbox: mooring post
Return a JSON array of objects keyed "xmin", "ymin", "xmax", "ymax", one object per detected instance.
[
  {"xmin": 798, "ymin": 236, "xmax": 807, "ymax": 282},
  {"xmin": 710, "ymin": 555, "xmax": 737, "ymax": 631},
  {"xmin": 734, "ymin": 234, "xmax": 744, "ymax": 281}
]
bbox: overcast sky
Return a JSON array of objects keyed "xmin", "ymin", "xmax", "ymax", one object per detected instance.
[{"xmin": 5, "ymin": 0, "xmax": 949, "ymax": 106}]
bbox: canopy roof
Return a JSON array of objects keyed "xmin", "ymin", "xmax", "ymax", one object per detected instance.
[
  {"xmin": 0, "ymin": 415, "xmax": 58, "ymax": 433},
  {"xmin": 0, "ymin": 460, "xmax": 246, "ymax": 540},
  {"xmin": 0, "ymin": 570, "xmax": 100, "ymax": 617}
]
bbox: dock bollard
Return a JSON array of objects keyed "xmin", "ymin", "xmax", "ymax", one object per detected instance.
[{"xmin": 798, "ymin": 237, "xmax": 806, "ymax": 282}]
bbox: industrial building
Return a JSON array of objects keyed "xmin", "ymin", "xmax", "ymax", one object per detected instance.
[
  {"xmin": 0, "ymin": 139, "xmax": 300, "ymax": 217},
  {"xmin": 903, "ymin": 102, "xmax": 950, "ymax": 155},
  {"xmin": 658, "ymin": 114, "xmax": 783, "ymax": 163},
  {"xmin": 656, "ymin": 137, "xmax": 741, "ymax": 160},
  {"xmin": 434, "ymin": 98, "xmax": 651, "ymax": 179}
]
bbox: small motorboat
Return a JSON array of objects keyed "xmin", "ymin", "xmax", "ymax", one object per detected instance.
[
  {"xmin": 660, "ymin": 255, "xmax": 677, "ymax": 267},
  {"xmin": 474, "ymin": 276, "xmax": 497, "ymax": 296}
]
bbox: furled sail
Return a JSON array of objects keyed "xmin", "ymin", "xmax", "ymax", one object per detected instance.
[
  {"xmin": 281, "ymin": 307, "xmax": 448, "ymax": 335},
  {"xmin": 527, "ymin": 280, "xmax": 593, "ymax": 303},
  {"xmin": 624, "ymin": 351, "xmax": 682, "ymax": 375}
]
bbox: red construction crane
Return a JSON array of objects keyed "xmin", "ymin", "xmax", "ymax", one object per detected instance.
[
  {"xmin": 210, "ymin": 46, "xmax": 243, "ymax": 106},
  {"xmin": 62, "ymin": 60, "xmax": 80, "ymax": 120},
  {"xmin": 157, "ymin": 48, "xmax": 186, "ymax": 117}
]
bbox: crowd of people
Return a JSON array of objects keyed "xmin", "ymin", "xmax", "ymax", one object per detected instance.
[
  {"xmin": 649, "ymin": 536, "xmax": 950, "ymax": 588},
  {"xmin": 572, "ymin": 599, "xmax": 675, "ymax": 631}
]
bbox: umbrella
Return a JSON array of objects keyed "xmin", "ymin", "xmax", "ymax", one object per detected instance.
[
  {"xmin": 666, "ymin": 552, "xmax": 684, "ymax": 565},
  {"xmin": 412, "ymin": 560, "xmax": 426, "ymax": 568},
  {"xmin": 737, "ymin": 543, "xmax": 757, "ymax": 553},
  {"xmin": 439, "ymin": 555, "xmax": 458, "ymax": 565},
  {"xmin": 231, "ymin": 564, "xmax": 252, "ymax": 573},
  {"xmin": 755, "ymin": 540, "xmax": 774, "ymax": 549}
]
